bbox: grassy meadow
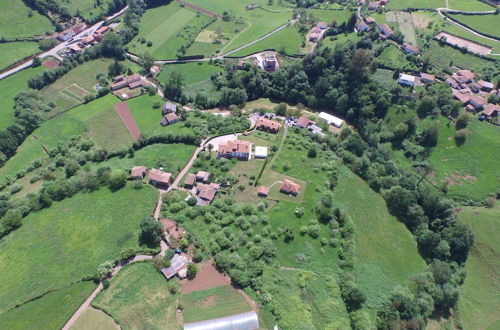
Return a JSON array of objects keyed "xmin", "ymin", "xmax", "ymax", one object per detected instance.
[
  {"xmin": 86, "ymin": 105, "xmax": 134, "ymax": 151},
  {"xmin": 387, "ymin": 0, "xmax": 446, "ymax": 10},
  {"xmin": 93, "ymin": 263, "xmax": 179, "ymax": 329},
  {"xmin": 0, "ymin": 0, "xmax": 53, "ymax": 38},
  {"xmin": 0, "ymin": 42, "xmax": 39, "ymax": 70},
  {"xmin": 0, "ymin": 65, "xmax": 45, "ymax": 130},
  {"xmin": 427, "ymin": 118, "xmax": 500, "ymax": 201},
  {"xmin": 158, "ymin": 62, "xmax": 224, "ymax": 86},
  {"xmin": 71, "ymin": 307, "xmax": 118, "ymax": 330},
  {"xmin": 308, "ymin": 9, "xmax": 353, "ymax": 24},
  {"xmin": 457, "ymin": 203, "xmax": 500, "ymax": 330},
  {"xmin": 378, "ymin": 44, "xmax": 411, "ymax": 69},
  {"xmin": 0, "ymin": 281, "xmax": 96, "ymax": 330},
  {"xmin": 448, "ymin": 13, "xmax": 500, "ymax": 38},
  {"xmin": 447, "ymin": 0, "xmax": 495, "ymax": 11},
  {"xmin": 0, "ymin": 184, "xmax": 158, "ymax": 314},
  {"xmin": 63, "ymin": 0, "xmax": 115, "ymax": 22},
  {"xmin": 182, "ymin": 285, "xmax": 252, "ymax": 323}
]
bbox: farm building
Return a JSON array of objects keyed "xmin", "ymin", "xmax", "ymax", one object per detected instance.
[
  {"xmin": 356, "ymin": 21, "xmax": 369, "ymax": 32},
  {"xmin": 264, "ymin": 52, "xmax": 277, "ymax": 70},
  {"xmin": 481, "ymin": 103, "xmax": 500, "ymax": 119},
  {"xmin": 110, "ymin": 74, "xmax": 148, "ymax": 91},
  {"xmin": 452, "ymin": 89, "xmax": 471, "ymax": 104},
  {"xmin": 196, "ymin": 183, "xmax": 219, "ymax": 206},
  {"xmin": 217, "ymin": 140, "xmax": 251, "ymax": 160},
  {"xmin": 184, "ymin": 173, "xmax": 196, "ymax": 189},
  {"xmin": 82, "ymin": 35, "xmax": 95, "ymax": 44},
  {"xmin": 365, "ymin": 17, "xmax": 376, "ymax": 24},
  {"xmin": 368, "ymin": 1, "xmax": 378, "ymax": 10},
  {"xmin": 378, "ymin": 24, "xmax": 394, "ymax": 37},
  {"xmin": 162, "ymin": 102, "xmax": 177, "ymax": 115},
  {"xmin": 258, "ymin": 186, "xmax": 269, "ymax": 197},
  {"xmin": 478, "ymin": 80, "xmax": 494, "ymax": 92},
  {"xmin": 402, "ymin": 43, "xmax": 420, "ymax": 55},
  {"xmin": 57, "ymin": 23, "xmax": 86, "ymax": 41},
  {"xmin": 309, "ymin": 31, "xmax": 320, "ymax": 42},
  {"xmin": 256, "ymin": 117, "xmax": 281, "ymax": 133},
  {"xmin": 280, "ymin": 179, "xmax": 301, "ymax": 195},
  {"xmin": 148, "ymin": 168, "xmax": 172, "ymax": 188},
  {"xmin": 420, "ymin": 73, "xmax": 435, "ymax": 84},
  {"xmin": 398, "ymin": 73, "xmax": 416, "ymax": 87},
  {"xmin": 196, "ymin": 171, "xmax": 210, "ymax": 183},
  {"xmin": 129, "ymin": 166, "xmax": 147, "ymax": 180},
  {"xmin": 297, "ymin": 116, "xmax": 314, "ymax": 128},
  {"xmin": 469, "ymin": 94, "xmax": 486, "ymax": 110},
  {"xmin": 319, "ymin": 112, "xmax": 344, "ymax": 128},
  {"xmin": 184, "ymin": 311, "xmax": 260, "ymax": 330},
  {"xmin": 317, "ymin": 21, "xmax": 328, "ymax": 29},
  {"xmin": 160, "ymin": 113, "xmax": 179, "ymax": 126},
  {"xmin": 162, "ymin": 254, "xmax": 189, "ymax": 279},
  {"xmin": 255, "ymin": 146, "xmax": 268, "ymax": 159}
]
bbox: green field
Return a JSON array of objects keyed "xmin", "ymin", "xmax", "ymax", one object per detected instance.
[
  {"xmin": 427, "ymin": 118, "xmax": 500, "ymax": 201},
  {"xmin": 158, "ymin": 62, "xmax": 224, "ymax": 86},
  {"xmin": 182, "ymin": 285, "xmax": 252, "ymax": 323},
  {"xmin": 387, "ymin": 0, "xmax": 447, "ymax": 10},
  {"xmin": 93, "ymin": 263, "xmax": 179, "ymax": 329},
  {"xmin": 86, "ymin": 106, "xmax": 134, "ymax": 151},
  {"xmin": 0, "ymin": 65, "xmax": 45, "ymax": 130},
  {"xmin": 71, "ymin": 307, "xmax": 118, "ymax": 330},
  {"xmin": 41, "ymin": 58, "xmax": 113, "ymax": 114},
  {"xmin": 372, "ymin": 68, "xmax": 398, "ymax": 89},
  {"xmin": 186, "ymin": 20, "xmax": 248, "ymax": 57},
  {"xmin": 378, "ymin": 44, "xmax": 412, "ymax": 69},
  {"xmin": 0, "ymin": 281, "xmax": 96, "ymax": 330},
  {"xmin": 228, "ymin": 25, "xmax": 304, "ymax": 57},
  {"xmin": 447, "ymin": 0, "xmax": 494, "ymax": 11},
  {"xmin": 127, "ymin": 2, "xmax": 213, "ymax": 59},
  {"xmin": 63, "ymin": 0, "xmax": 115, "ymax": 22},
  {"xmin": 308, "ymin": 9, "xmax": 353, "ymax": 25},
  {"xmin": 442, "ymin": 23, "xmax": 500, "ymax": 53},
  {"xmin": 0, "ymin": 0, "xmax": 54, "ymax": 38},
  {"xmin": 448, "ymin": 13, "xmax": 500, "ymax": 38},
  {"xmin": 0, "ymin": 42, "xmax": 39, "ymax": 70},
  {"xmin": 457, "ymin": 203, "xmax": 500, "ymax": 330},
  {"xmin": 0, "ymin": 184, "xmax": 158, "ymax": 313}
]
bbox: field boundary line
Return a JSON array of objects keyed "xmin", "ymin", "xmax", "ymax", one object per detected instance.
[{"xmin": 219, "ymin": 21, "xmax": 252, "ymax": 54}]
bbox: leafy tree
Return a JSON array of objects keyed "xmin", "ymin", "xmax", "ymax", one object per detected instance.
[
  {"xmin": 109, "ymin": 169, "xmax": 128, "ymax": 190},
  {"xmin": 455, "ymin": 113, "xmax": 469, "ymax": 129},
  {"xmin": 187, "ymin": 263, "xmax": 198, "ymax": 277},
  {"xmin": 108, "ymin": 60, "xmax": 124, "ymax": 77},
  {"xmin": 163, "ymin": 71, "xmax": 185, "ymax": 101},
  {"xmin": 141, "ymin": 52, "xmax": 155, "ymax": 72},
  {"xmin": 307, "ymin": 146, "xmax": 317, "ymax": 158},
  {"xmin": 417, "ymin": 96, "xmax": 437, "ymax": 118},
  {"xmin": 274, "ymin": 102, "xmax": 287, "ymax": 116},
  {"xmin": 139, "ymin": 216, "xmax": 163, "ymax": 247}
]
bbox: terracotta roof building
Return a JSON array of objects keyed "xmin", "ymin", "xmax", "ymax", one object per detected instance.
[
  {"xmin": 184, "ymin": 173, "xmax": 196, "ymax": 189},
  {"xmin": 378, "ymin": 23, "xmax": 394, "ymax": 37},
  {"xmin": 196, "ymin": 183, "xmax": 218, "ymax": 206},
  {"xmin": 420, "ymin": 73, "xmax": 435, "ymax": 83},
  {"xmin": 196, "ymin": 171, "xmax": 210, "ymax": 182},
  {"xmin": 452, "ymin": 89, "xmax": 472, "ymax": 104},
  {"xmin": 130, "ymin": 166, "xmax": 147, "ymax": 180},
  {"xmin": 478, "ymin": 80, "xmax": 494, "ymax": 92},
  {"xmin": 402, "ymin": 43, "xmax": 420, "ymax": 55},
  {"xmin": 482, "ymin": 103, "xmax": 500, "ymax": 117},
  {"xmin": 160, "ymin": 113, "xmax": 179, "ymax": 126},
  {"xmin": 256, "ymin": 117, "xmax": 281, "ymax": 133},
  {"xmin": 280, "ymin": 179, "xmax": 301, "ymax": 195},
  {"xmin": 160, "ymin": 218, "xmax": 185, "ymax": 241},
  {"xmin": 148, "ymin": 168, "xmax": 172, "ymax": 188},
  {"xmin": 356, "ymin": 20, "xmax": 369, "ymax": 32},
  {"xmin": 317, "ymin": 21, "xmax": 328, "ymax": 29},
  {"xmin": 469, "ymin": 94, "xmax": 485, "ymax": 110},
  {"xmin": 95, "ymin": 25, "xmax": 109, "ymax": 35},
  {"xmin": 365, "ymin": 17, "xmax": 376, "ymax": 24},
  {"xmin": 297, "ymin": 116, "xmax": 314, "ymax": 128},
  {"xmin": 258, "ymin": 186, "xmax": 269, "ymax": 197},
  {"xmin": 217, "ymin": 140, "xmax": 251, "ymax": 160}
]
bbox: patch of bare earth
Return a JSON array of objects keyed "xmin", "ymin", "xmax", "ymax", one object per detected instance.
[
  {"xmin": 180, "ymin": 261, "xmax": 231, "ymax": 294},
  {"xmin": 444, "ymin": 174, "xmax": 477, "ymax": 186}
]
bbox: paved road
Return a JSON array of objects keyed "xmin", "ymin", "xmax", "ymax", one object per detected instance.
[{"xmin": 0, "ymin": 5, "xmax": 129, "ymax": 81}]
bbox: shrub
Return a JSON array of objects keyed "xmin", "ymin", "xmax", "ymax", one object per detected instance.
[
  {"xmin": 187, "ymin": 263, "xmax": 198, "ymax": 278},
  {"xmin": 109, "ymin": 169, "xmax": 128, "ymax": 190},
  {"xmin": 455, "ymin": 129, "xmax": 468, "ymax": 145}
]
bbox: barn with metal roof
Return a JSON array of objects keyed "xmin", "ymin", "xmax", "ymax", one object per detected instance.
[{"xmin": 183, "ymin": 311, "xmax": 259, "ymax": 330}]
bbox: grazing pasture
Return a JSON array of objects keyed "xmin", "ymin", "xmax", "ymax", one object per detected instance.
[
  {"xmin": 0, "ymin": 65, "xmax": 45, "ymax": 130},
  {"xmin": 0, "ymin": 184, "xmax": 158, "ymax": 314},
  {"xmin": 307, "ymin": 9, "xmax": 353, "ymax": 25},
  {"xmin": 0, "ymin": 42, "xmax": 39, "ymax": 70},
  {"xmin": 447, "ymin": 0, "xmax": 494, "ymax": 11},
  {"xmin": 386, "ymin": 10, "xmax": 417, "ymax": 45},
  {"xmin": 0, "ymin": 0, "xmax": 53, "ymax": 38},
  {"xmin": 387, "ymin": 0, "xmax": 446, "ymax": 10},
  {"xmin": 182, "ymin": 285, "xmax": 252, "ymax": 323},
  {"xmin": 0, "ymin": 281, "xmax": 96, "ymax": 330},
  {"xmin": 457, "ymin": 203, "xmax": 500, "ymax": 330},
  {"xmin": 158, "ymin": 62, "xmax": 224, "ymax": 85},
  {"xmin": 86, "ymin": 106, "xmax": 134, "ymax": 151},
  {"xmin": 427, "ymin": 118, "xmax": 500, "ymax": 201},
  {"xmin": 63, "ymin": 0, "xmax": 115, "ymax": 22},
  {"xmin": 93, "ymin": 263, "xmax": 180, "ymax": 330},
  {"xmin": 448, "ymin": 13, "xmax": 500, "ymax": 38}
]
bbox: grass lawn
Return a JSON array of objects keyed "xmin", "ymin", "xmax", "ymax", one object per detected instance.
[
  {"xmin": 0, "ymin": 42, "xmax": 39, "ymax": 70},
  {"xmin": 427, "ymin": 118, "xmax": 500, "ymax": 201},
  {"xmin": 0, "ymin": 136, "xmax": 46, "ymax": 184},
  {"xmin": 182, "ymin": 285, "xmax": 252, "ymax": 323},
  {"xmin": 71, "ymin": 307, "xmax": 118, "ymax": 330},
  {"xmin": 228, "ymin": 25, "xmax": 304, "ymax": 57},
  {"xmin": 0, "ymin": 65, "xmax": 45, "ymax": 130},
  {"xmin": 378, "ymin": 44, "xmax": 412, "ymax": 69},
  {"xmin": 86, "ymin": 106, "xmax": 134, "ymax": 151},
  {"xmin": 127, "ymin": 2, "xmax": 212, "ymax": 59},
  {"xmin": 308, "ymin": 9, "xmax": 353, "ymax": 24},
  {"xmin": 0, "ymin": 184, "xmax": 158, "ymax": 313},
  {"xmin": 0, "ymin": 0, "xmax": 54, "ymax": 38},
  {"xmin": 41, "ymin": 58, "xmax": 113, "ymax": 114},
  {"xmin": 0, "ymin": 281, "xmax": 96, "ymax": 330},
  {"xmin": 96, "ymin": 143, "xmax": 196, "ymax": 178},
  {"xmin": 157, "ymin": 62, "xmax": 224, "ymax": 86},
  {"xmin": 448, "ymin": 13, "xmax": 500, "ymax": 38},
  {"xmin": 93, "ymin": 263, "xmax": 179, "ymax": 330},
  {"xmin": 372, "ymin": 69, "xmax": 397, "ymax": 89},
  {"xmin": 447, "ymin": 0, "xmax": 494, "ymax": 11},
  {"xmin": 387, "ymin": 0, "xmax": 446, "ymax": 10},
  {"xmin": 321, "ymin": 32, "xmax": 360, "ymax": 49},
  {"xmin": 457, "ymin": 203, "xmax": 500, "ymax": 330}
]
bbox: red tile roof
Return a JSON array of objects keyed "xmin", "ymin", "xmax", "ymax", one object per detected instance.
[
  {"xmin": 218, "ymin": 140, "xmax": 251, "ymax": 155},
  {"xmin": 148, "ymin": 168, "xmax": 171, "ymax": 185},
  {"xmin": 130, "ymin": 166, "xmax": 146, "ymax": 178},
  {"xmin": 197, "ymin": 184, "xmax": 217, "ymax": 201},
  {"xmin": 126, "ymin": 74, "xmax": 141, "ymax": 84},
  {"xmin": 483, "ymin": 103, "xmax": 500, "ymax": 116},
  {"xmin": 452, "ymin": 89, "xmax": 471, "ymax": 104},
  {"xmin": 185, "ymin": 173, "xmax": 196, "ymax": 186},
  {"xmin": 420, "ymin": 73, "xmax": 435, "ymax": 81},
  {"xmin": 256, "ymin": 117, "xmax": 281, "ymax": 132},
  {"xmin": 95, "ymin": 26, "xmax": 109, "ymax": 34},
  {"xmin": 165, "ymin": 112, "xmax": 179, "ymax": 123},
  {"xmin": 297, "ymin": 116, "xmax": 313, "ymax": 128},
  {"xmin": 280, "ymin": 179, "xmax": 301, "ymax": 195},
  {"xmin": 258, "ymin": 186, "xmax": 269, "ymax": 196}
]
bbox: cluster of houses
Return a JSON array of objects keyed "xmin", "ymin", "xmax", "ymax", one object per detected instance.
[
  {"xmin": 111, "ymin": 74, "xmax": 151, "ymax": 91},
  {"xmin": 66, "ymin": 25, "xmax": 111, "ymax": 54},
  {"xmin": 160, "ymin": 102, "xmax": 180, "ymax": 127},
  {"xmin": 184, "ymin": 171, "xmax": 220, "ymax": 206},
  {"xmin": 398, "ymin": 72, "xmax": 436, "ymax": 87},
  {"xmin": 308, "ymin": 21, "xmax": 329, "ymax": 42},
  {"xmin": 130, "ymin": 166, "xmax": 172, "ymax": 189},
  {"xmin": 447, "ymin": 70, "xmax": 499, "ymax": 122},
  {"xmin": 367, "ymin": 0, "xmax": 390, "ymax": 11},
  {"xmin": 57, "ymin": 23, "xmax": 87, "ymax": 42},
  {"xmin": 289, "ymin": 112, "xmax": 343, "ymax": 137}
]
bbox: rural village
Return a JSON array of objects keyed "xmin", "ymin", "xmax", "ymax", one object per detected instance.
[{"xmin": 0, "ymin": 0, "xmax": 499, "ymax": 330}]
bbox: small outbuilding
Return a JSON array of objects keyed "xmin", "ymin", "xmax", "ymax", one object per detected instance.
[
  {"xmin": 280, "ymin": 179, "xmax": 301, "ymax": 196},
  {"xmin": 184, "ymin": 173, "xmax": 196, "ymax": 189},
  {"xmin": 130, "ymin": 166, "xmax": 147, "ymax": 180},
  {"xmin": 254, "ymin": 146, "xmax": 268, "ymax": 159},
  {"xmin": 148, "ymin": 168, "xmax": 172, "ymax": 188},
  {"xmin": 319, "ymin": 112, "xmax": 344, "ymax": 128},
  {"xmin": 258, "ymin": 186, "xmax": 269, "ymax": 197},
  {"xmin": 196, "ymin": 171, "xmax": 210, "ymax": 182},
  {"xmin": 161, "ymin": 254, "xmax": 189, "ymax": 279}
]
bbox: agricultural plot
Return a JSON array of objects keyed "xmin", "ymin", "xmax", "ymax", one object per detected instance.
[
  {"xmin": 182, "ymin": 285, "xmax": 252, "ymax": 323},
  {"xmin": 387, "ymin": 0, "xmax": 446, "ymax": 10},
  {"xmin": 0, "ymin": 65, "xmax": 45, "ymax": 130},
  {"xmin": 93, "ymin": 263, "xmax": 180, "ymax": 330},
  {"xmin": 372, "ymin": 68, "xmax": 398, "ymax": 89},
  {"xmin": 158, "ymin": 62, "xmax": 223, "ymax": 86},
  {"xmin": 447, "ymin": 0, "xmax": 494, "ymax": 11},
  {"xmin": 321, "ymin": 32, "xmax": 360, "ymax": 50},
  {"xmin": 386, "ymin": 11, "xmax": 417, "ymax": 45},
  {"xmin": 0, "ymin": 0, "xmax": 53, "ymax": 38},
  {"xmin": 457, "ymin": 203, "xmax": 500, "ymax": 330},
  {"xmin": 86, "ymin": 106, "xmax": 134, "ymax": 151},
  {"xmin": 448, "ymin": 13, "xmax": 500, "ymax": 38},
  {"xmin": 427, "ymin": 118, "xmax": 500, "ymax": 201},
  {"xmin": 127, "ymin": 3, "xmax": 213, "ymax": 59},
  {"xmin": 443, "ymin": 24, "xmax": 500, "ymax": 54},
  {"xmin": 0, "ymin": 184, "xmax": 158, "ymax": 315},
  {"xmin": 0, "ymin": 136, "xmax": 46, "ymax": 184},
  {"xmin": 0, "ymin": 281, "xmax": 96, "ymax": 330},
  {"xmin": 0, "ymin": 41, "xmax": 39, "ymax": 70},
  {"xmin": 40, "ymin": 58, "xmax": 113, "ymax": 113},
  {"xmin": 435, "ymin": 31, "xmax": 493, "ymax": 55}
]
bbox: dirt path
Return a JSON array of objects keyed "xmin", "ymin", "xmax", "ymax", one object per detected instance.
[{"xmin": 115, "ymin": 101, "xmax": 141, "ymax": 140}]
